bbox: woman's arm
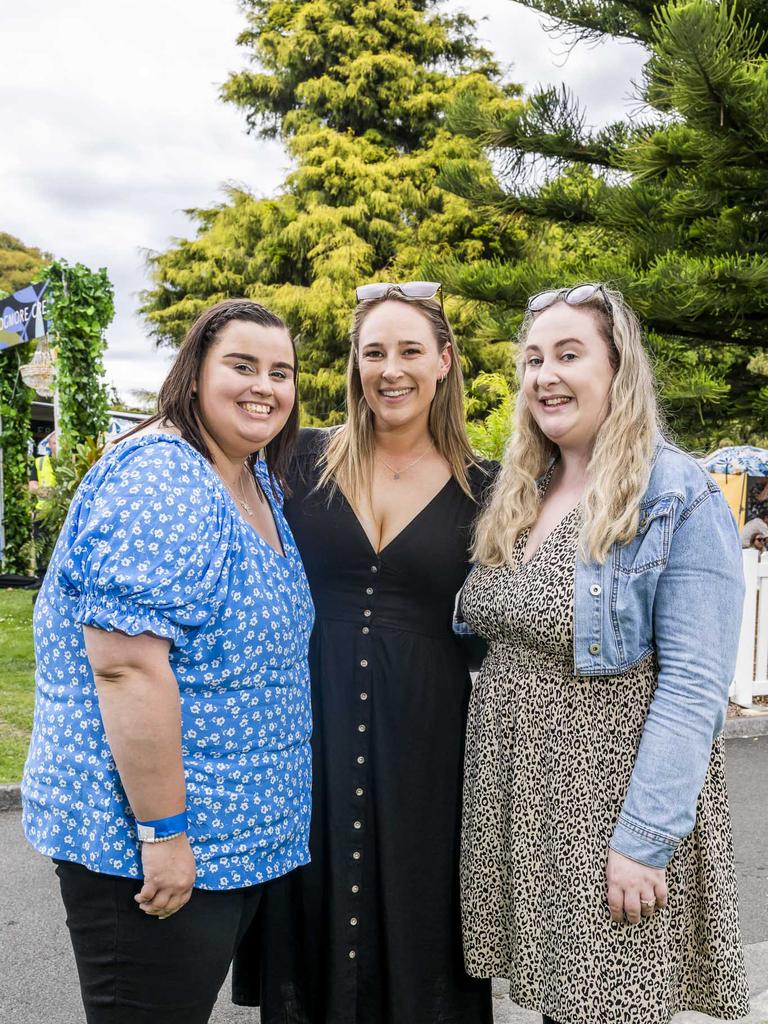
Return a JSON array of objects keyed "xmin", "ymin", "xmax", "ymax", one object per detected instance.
[
  {"xmin": 605, "ymin": 488, "xmax": 743, "ymax": 921},
  {"xmin": 84, "ymin": 626, "xmax": 196, "ymax": 918},
  {"xmin": 609, "ymin": 491, "xmax": 743, "ymax": 869}
]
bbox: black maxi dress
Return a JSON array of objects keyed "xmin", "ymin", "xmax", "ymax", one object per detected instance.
[{"xmin": 233, "ymin": 428, "xmax": 493, "ymax": 1024}]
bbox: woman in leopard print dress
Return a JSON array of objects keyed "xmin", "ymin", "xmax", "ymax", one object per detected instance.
[{"xmin": 460, "ymin": 284, "xmax": 750, "ymax": 1024}]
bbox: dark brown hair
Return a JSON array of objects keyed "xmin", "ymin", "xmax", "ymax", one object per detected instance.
[{"xmin": 125, "ymin": 298, "xmax": 299, "ymax": 491}]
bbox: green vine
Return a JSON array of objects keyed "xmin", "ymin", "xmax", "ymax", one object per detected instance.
[
  {"xmin": 0, "ymin": 259, "xmax": 113, "ymax": 574},
  {"xmin": 47, "ymin": 259, "xmax": 114, "ymax": 447},
  {"xmin": 0, "ymin": 347, "xmax": 34, "ymax": 573}
]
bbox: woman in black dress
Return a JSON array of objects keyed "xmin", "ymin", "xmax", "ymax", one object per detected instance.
[{"xmin": 233, "ymin": 283, "xmax": 493, "ymax": 1022}]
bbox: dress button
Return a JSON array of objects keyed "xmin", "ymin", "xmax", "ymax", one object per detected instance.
[
  {"xmin": 357, "ymin": 755, "xmax": 365, "ymax": 764},
  {"xmin": 360, "ymin": 692, "xmax": 368, "ymax": 701},
  {"xmin": 353, "ymin": 851, "xmax": 361, "ymax": 860},
  {"xmin": 371, "ymin": 565, "xmax": 378, "ymax": 573},
  {"xmin": 358, "ymin": 724, "xmax": 366, "ymax": 733},
  {"xmin": 349, "ymin": 950, "xmax": 356, "ymax": 959},
  {"xmin": 589, "ymin": 642, "xmax": 601, "ymax": 655},
  {"xmin": 590, "ymin": 584, "xmax": 602, "ymax": 596},
  {"xmin": 366, "ymin": 587, "xmax": 374, "ymax": 595},
  {"xmin": 350, "ymin": 917, "xmax": 358, "ymax": 926},
  {"xmin": 356, "ymin": 787, "xmax": 364, "ymax": 796},
  {"xmin": 354, "ymin": 820, "xmax": 362, "ymax": 829},
  {"xmin": 362, "ymin": 626, "xmax": 370, "ymax": 635},
  {"xmin": 360, "ymin": 660, "xmax": 368, "ymax": 668},
  {"xmin": 363, "ymin": 609, "xmax": 372, "ymax": 617},
  {"xmin": 352, "ymin": 884, "xmax": 360, "ymax": 893}
]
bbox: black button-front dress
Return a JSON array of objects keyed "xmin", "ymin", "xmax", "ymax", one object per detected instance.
[{"xmin": 232, "ymin": 428, "xmax": 494, "ymax": 1023}]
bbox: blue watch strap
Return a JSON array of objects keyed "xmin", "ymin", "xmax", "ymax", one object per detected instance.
[{"xmin": 135, "ymin": 811, "xmax": 188, "ymax": 842}]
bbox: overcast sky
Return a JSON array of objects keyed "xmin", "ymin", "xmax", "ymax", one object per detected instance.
[{"xmin": 1, "ymin": 1, "xmax": 647, "ymax": 400}]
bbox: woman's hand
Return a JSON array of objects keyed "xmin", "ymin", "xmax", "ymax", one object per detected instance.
[
  {"xmin": 136, "ymin": 834, "xmax": 197, "ymax": 919},
  {"xmin": 606, "ymin": 848, "xmax": 668, "ymax": 924}
]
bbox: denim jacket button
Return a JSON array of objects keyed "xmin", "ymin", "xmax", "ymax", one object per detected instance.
[
  {"xmin": 590, "ymin": 584, "xmax": 602, "ymax": 596},
  {"xmin": 589, "ymin": 642, "xmax": 601, "ymax": 655}
]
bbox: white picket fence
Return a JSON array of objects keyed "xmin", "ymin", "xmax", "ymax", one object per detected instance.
[{"xmin": 732, "ymin": 548, "xmax": 768, "ymax": 707}]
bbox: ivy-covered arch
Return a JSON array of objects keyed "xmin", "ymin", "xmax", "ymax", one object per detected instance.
[{"xmin": 0, "ymin": 258, "xmax": 114, "ymax": 574}]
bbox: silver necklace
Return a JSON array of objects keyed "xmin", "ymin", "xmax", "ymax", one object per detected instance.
[{"xmin": 376, "ymin": 443, "xmax": 434, "ymax": 480}]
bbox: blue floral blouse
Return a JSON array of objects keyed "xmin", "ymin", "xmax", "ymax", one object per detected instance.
[{"xmin": 22, "ymin": 433, "xmax": 315, "ymax": 891}]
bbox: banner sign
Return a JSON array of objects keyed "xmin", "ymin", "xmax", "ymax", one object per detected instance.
[{"xmin": 0, "ymin": 280, "xmax": 52, "ymax": 350}]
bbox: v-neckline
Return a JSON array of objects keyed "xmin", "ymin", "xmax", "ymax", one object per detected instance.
[
  {"xmin": 342, "ymin": 477, "xmax": 454, "ymax": 557},
  {"xmin": 520, "ymin": 504, "xmax": 580, "ymax": 567},
  {"xmin": 116, "ymin": 429, "xmax": 290, "ymax": 562},
  {"xmin": 249, "ymin": 474, "xmax": 288, "ymax": 560}
]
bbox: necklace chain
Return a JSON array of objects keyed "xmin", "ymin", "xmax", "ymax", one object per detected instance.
[
  {"xmin": 376, "ymin": 443, "xmax": 434, "ymax": 480},
  {"xmin": 236, "ymin": 466, "xmax": 254, "ymax": 515}
]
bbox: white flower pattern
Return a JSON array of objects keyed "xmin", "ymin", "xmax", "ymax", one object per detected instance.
[{"xmin": 22, "ymin": 434, "xmax": 314, "ymax": 891}]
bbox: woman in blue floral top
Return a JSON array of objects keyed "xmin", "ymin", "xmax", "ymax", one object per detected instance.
[{"xmin": 22, "ymin": 298, "xmax": 314, "ymax": 1024}]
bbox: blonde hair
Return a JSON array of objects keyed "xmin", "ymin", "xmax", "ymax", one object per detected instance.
[
  {"xmin": 318, "ymin": 290, "xmax": 478, "ymax": 504},
  {"xmin": 473, "ymin": 285, "xmax": 662, "ymax": 566}
]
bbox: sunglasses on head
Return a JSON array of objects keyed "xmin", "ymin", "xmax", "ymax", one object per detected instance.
[
  {"xmin": 526, "ymin": 283, "xmax": 610, "ymax": 317},
  {"xmin": 355, "ymin": 281, "xmax": 443, "ymax": 311}
]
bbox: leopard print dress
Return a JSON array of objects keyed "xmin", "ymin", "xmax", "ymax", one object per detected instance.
[{"xmin": 460, "ymin": 506, "xmax": 750, "ymax": 1024}]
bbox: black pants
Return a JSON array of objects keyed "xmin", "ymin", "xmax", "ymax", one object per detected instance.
[
  {"xmin": 55, "ymin": 860, "xmax": 263, "ymax": 1024},
  {"xmin": 543, "ymin": 1017, "xmax": 561, "ymax": 1024}
]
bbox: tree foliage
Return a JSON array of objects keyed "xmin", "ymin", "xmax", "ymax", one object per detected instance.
[
  {"xmin": 141, "ymin": 0, "xmax": 523, "ymax": 423},
  {"xmin": 0, "ymin": 233, "xmax": 50, "ymax": 296},
  {"xmin": 434, "ymin": 0, "xmax": 768, "ymax": 448}
]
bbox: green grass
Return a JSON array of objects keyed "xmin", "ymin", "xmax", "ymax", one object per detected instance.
[{"xmin": 0, "ymin": 589, "xmax": 35, "ymax": 783}]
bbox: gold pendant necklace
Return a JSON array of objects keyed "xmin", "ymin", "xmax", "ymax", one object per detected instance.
[
  {"xmin": 237, "ymin": 469, "xmax": 253, "ymax": 515},
  {"xmin": 376, "ymin": 443, "xmax": 433, "ymax": 480}
]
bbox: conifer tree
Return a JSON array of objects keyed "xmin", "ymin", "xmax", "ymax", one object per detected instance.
[
  {"xmin": 435, "ymin": 0, "xmax": 768, "ymax": 446},
  {"xmin": 142, "ymin": 0, "xmax": 521, "ymax": 422},
  {"xmin": 0, "ymin": 233, "xmax": 48, "ymax": 295}
]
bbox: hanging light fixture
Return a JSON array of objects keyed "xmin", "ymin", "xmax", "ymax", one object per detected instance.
[{"xmin": 20, "ymin": 336, "xmax": 56, "ymax": 397}]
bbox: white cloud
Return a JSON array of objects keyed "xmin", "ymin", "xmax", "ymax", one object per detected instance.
[
  {"xmin": 469, "ymin": 1, "xmax": 648, "ymax": 127},
  {"xmin": 1, "ymin": 0, "xmax": 648, "ymax": 398}
]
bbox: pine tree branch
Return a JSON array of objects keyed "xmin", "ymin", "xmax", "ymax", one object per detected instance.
[
  {"xmin": 645, "ymin": 1, "xmax": 768, "ymax": 153},
  {"xmin": 508, "ymin": 0, "xmax": 658, "ymax": 44},
  {"xmin": 447, "ymin": 85, "xmax": 628, "ymax": 175}
]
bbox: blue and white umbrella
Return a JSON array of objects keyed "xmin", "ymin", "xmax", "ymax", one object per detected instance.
[{"xmin": 702, "ymin": 445, "xmax": 768, "ymax": 476}]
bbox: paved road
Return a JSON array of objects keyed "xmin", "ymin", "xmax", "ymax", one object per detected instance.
[{"xmin": 2, "ymin": 737, "xmax": 767, "ymax": 1023}]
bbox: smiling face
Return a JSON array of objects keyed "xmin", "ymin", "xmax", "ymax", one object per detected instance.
[
  {"xmin": 356, "ymin": 300, "xmax": 451, "ymax": 432},
  {"xmin": 522, "ymin": 302, "xmax": 617, "ymax": 454},
  {"xmin": 195, "ymin": 319, "xmax": 296, "ymax": 460}
]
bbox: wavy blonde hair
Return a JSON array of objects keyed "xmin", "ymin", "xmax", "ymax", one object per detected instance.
[
  {"xmin": 318, "ymin": 289, "xmax": 478, "ymax": 505},
  {"xmin": 473, "ymin": 285, "xmax": 662, "ymax": 566}
]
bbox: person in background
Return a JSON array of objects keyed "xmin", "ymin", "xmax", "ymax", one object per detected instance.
[
  {"xmin": 740, "ymin": 512, "xmax": 768, "ymax": 549},
  {"xmin": 30, "ymin": 432, "xmax": 58, "ymax": 576},
  {"xmin": 459, "ymin": 284, "xmax": 749, "ymax": 1024},
  {"xmin": 747, "ymin": 476, "xmax": 768, "ymax": 520},
  {"xmin": 34, "ymin": 431, "xmax": 57, "ymax": 491},
  {"xmin": 234, "ymin": 282, "xmax": 494, "ymax": 1023},
  {"xmin": 22, "ymin": 298, "xmax": 314, "ymax": 1024}
]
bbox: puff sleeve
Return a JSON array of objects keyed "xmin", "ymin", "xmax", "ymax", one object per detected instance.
[{"xmin": 57, "ymin": 438, "xmax": 233, "ymax": 647}]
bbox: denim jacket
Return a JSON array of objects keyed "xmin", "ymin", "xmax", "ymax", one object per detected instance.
[{"xmin": 459, "ymin": 439, "xmax": 744, "ymax": 868}]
